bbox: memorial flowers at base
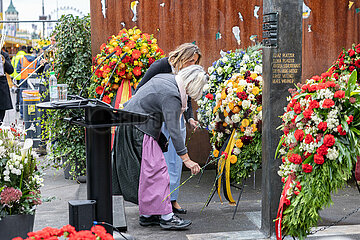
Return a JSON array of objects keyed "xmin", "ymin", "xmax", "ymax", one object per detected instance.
[
  {"xmin": 0, "ymin": 126, "xmax": 44, "ymax": 219},
  {"xmin": 89, "ymin": 27, "xmax": 165, "ymax": 104},
  {"xmin": 197, "ymin": 45, "xmax": 262, "ymax": 130},
  {"xmin": 275, "ymin": 69, "xmax": 360, "ymax": 239},
  {"xmin": 13, "ymin": 224, "xmax": 114, "ymax": 240},
  {"xmin": 208, "ymin": 70, "xmax": 263, "ymax": 204}
]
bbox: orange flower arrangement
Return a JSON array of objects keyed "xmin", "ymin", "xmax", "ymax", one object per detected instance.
[{"xmin": 89, "ymin": 27, "xmax": 165, "ymax": 104}]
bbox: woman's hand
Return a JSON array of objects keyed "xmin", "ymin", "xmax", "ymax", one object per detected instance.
[
  {"xmin": 183, "ymin": 159, "xmax": 201, "ymax": 175},
  {"xmin": 188, "ymin": 119, "xmax": 199, "ymax": 131}
]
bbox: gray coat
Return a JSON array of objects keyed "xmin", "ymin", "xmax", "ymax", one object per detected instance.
[{"xmin": 123, "ymin": 73, "xmax": 187, "ymax": 155}]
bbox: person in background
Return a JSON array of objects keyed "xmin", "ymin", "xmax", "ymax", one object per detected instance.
[
  {"xmin": 0, "ymin": 50, "xmax": 15, "ymax": 125},
  {"xmin": 11, "ymin": 45, "xmax": 27, "ymax": 112},
  {"xmin": 135, "ymin": 43, "xmax": 201, "ymax": 214},
  {"xmin": 16, "ymin": 47, "xmax": 40, "ymax": 119},
  {"xmin": 112, "ymin": 65, "xmax": 207, "ymax": 229}
]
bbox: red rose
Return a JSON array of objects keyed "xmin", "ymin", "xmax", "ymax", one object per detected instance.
[
  {"xmin": 325, "ymin": 81, "xmax": 336, "ymax": 88},
  {"xmin": 95, "ymin": 86, "xmax": 104, "ymax": 95},
  {"xmin": 205, "ymin": 93, "xmax": 214, "ymax": 100},
  {"xmin": 296, "ymin": 181, "xmax": 302, "ymax": 191},
  {"xmin": 293, "ymin": 102, "xmax": 302, "ymax": 114},
  {"xmin": 322, "ymin": 99, "xmax": 335, "ymax": 108},
  {"xmin": 311, "ymin": 75, "xmax": 321, "ymax": 82},
  {"xmin": 347, "ymin": 115, "xmax": 354, "ymax": 124},
  {"xmin": 308, "ymin": 85, "xmax": 317, "ymax": 92},
  {"xmin": 221, "ymin": 152, "xmax": 228, "ymax": 159},
  {"xmin": 284, "ymin": 198, "xmax": 291, "ymax": 206},
  {"xmin": 294, "ymin": 129, "xmax": 305, "ymax": 142},
  {"xmin": 316, "ymin": 83, "xmax": 326, "ymax": 90},
  {"xmin": 337, "ymin": 125, "xmax": 347, "ymax": 135},
  {"xmin": 294, "ymin": 191, "xmax": 300, "ymax": 195},
  {"xmin": 349, "ymin": 66, "xmax": 355, "ymax": 72},
  {"xmin": 314, "ymin": 154, "xmax": 324, "ymax": 164},
  {"xmin": 302, "ymin": 163, "xmax": 313, "ymax": 173},
  {"xmin": 303, "ymin": 109, "xmax": 313, "ymax": 119},
  {"xmin": 301, "ymin": 84, "xmax": 309, "ymax": 91},
  {"xmin": 323, "ymin": 134, "xmax": 335, "ymax": 147},
  {"xmin": 348, "ymin": 49, "xmax": 356, "ymax": 57},
  {"xmin": 289, "ymin": 153, "xmax": 302, "ymax": 164},
  {"xmin": 334, "ymin": 90, "xmax": 345, "ymax": 99},
  {"xmin": 304, "ymin": 134, "xmax": 314, "ymax": 144},
  {"xmin": 309, "ymin": 100, "xmax": 320, "ymax": 109},
  {"xmin": 318, "ymin": 122, "xmax": 327, "ymax": 131},
  {"xmin": 316, "ymin": 145, "xmax": 329, "ymax": 156},
  {"xmin": 356, "ymin": 47, "xmax": 360, "ymax": 54},
  {"xmin": 355, "ymin": 59, "xmax": 360, "ymax": 68},
  {"xmin": 149, "ymin": 57, "xmax": 155, "ymax": 65}
]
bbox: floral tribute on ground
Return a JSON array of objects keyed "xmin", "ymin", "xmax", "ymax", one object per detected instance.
[
  {"xmin": 275, "ymin": 69, "xmax": 360, "ymax": 239},
  {"xmin": 196, "ymin": 46, "xmax": 262, "ymax": 204},
  {"xmin": 13, "ymin": 224, "xmax": 114, "ymax": 240},
  {"xmin": 89, "ymin": 27, "xmax": 165, "ymax": 107},
  {"xmin": 0, "ymin": 126, "xmax": 44, "ymax": 218}
]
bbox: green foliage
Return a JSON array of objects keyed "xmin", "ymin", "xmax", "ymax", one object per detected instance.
[{"xmin": 41, "ymin": 14, "xmax": 92, "ymax": 178}]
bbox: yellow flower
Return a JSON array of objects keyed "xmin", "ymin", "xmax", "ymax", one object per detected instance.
[
  {"xmin": 135, "ymin": 29, "xmax": 142, "ymax": 35},
  {"xmin": 252, "ymin": 87, "xmax": 260, "ymax": 95},
  {"xmin": 235, "ymin": 139, "xmax": 243, "ymax": 148},
  {"xmin": 224, "ymin": 110, "xmax": 228, "ymax": 117},
  {"xmin": 228, "ymin": 102, "xmax": 234, "ymax": 110},
  {"xmin": 251, "ymin": 124, "xmax": 257, "ymax": 132},
  {"xmin": 232, "ymin": 105, "xmax": 240, "ymax": 114},
  {"xmin": 229, "ymin": 155, "xmax": 238, "ymax": 164},
  {"xmin": 221, "ymin": 90, "xmax": 227, "ymax": 100},
  {"xmin": 114, "ymin": 77, "xmax": 120, "ymax": 83},
  {"xmin": 223, "ymin": 122, "xmax": 228, "ymax": 127},
  {"xmin": 242, "ymin": 119, "xmax": 250, "ymax": 127},
  {"xmin": 213, "ymin": 106, "xmax": 219, "ymax": 114},
  {"xmin": 257, "ymin": 106, "xmax": 262, "ymax": 112},
  {"xmin": 152, "ymin": 39, "xmax": 157, "ymax": 44},
  {"xmin": 128, "ymin": 29, "xmax": 134, "ymax": 35},
  {"xmin": 134, "ymin": 61, "xmax": 138, "ymax": 66},
  {"xmin": 109, "ymin": 93, "xmax": 114, "ymax": 98},
  {"xmin": 213, "ymin": 149, "xmax": 219, "ymax": 157},
  {"xmin": 250, "ymin": 73, "xmax": 258, "ymax": 79},
  {"xmin": 237, "ymin": 87, "xmax": 244, "ymax": 92}
]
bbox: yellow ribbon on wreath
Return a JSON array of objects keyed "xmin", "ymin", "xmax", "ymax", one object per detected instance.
[{"xmin": 217, "ymin": 129, "xmax": 236, "ymax": 205}]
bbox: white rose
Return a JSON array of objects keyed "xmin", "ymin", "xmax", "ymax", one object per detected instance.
[
  {"xmin": 208, "ymin": 66, "xmax": 215, "ymax": 74},
  {"xmin": 243, "ymin": 54, "xmax": 250, "ymax": 61},
  {"xmin": 216, "ymin": 67, "xmax": 223, "ymax": 75},
  {"xmin": 233, "ymin": 148, "xmax": 241, "ymax": 155},
  {"xmin": 238, "ymin": 79, "xmax": 247, "ymax": 87},
  {"xmin": 210, "ymin": 75, "xmax": 216, "ymax": 81},
  {"xmin": 231, "ymin": 114, "xmax": 241, "ymax": 123},
  {"xmin": 222, "ymin": 57, "xmax": 229, "ymax": 63},
  {"xmin": 254, "ymin": 65, "xmax": 262, "ymax": 74},
  {"xmin": 242, "ymin": 100, "xmax": 251, "ymax": 109}
]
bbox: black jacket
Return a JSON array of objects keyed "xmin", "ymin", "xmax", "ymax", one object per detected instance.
[
  {"xmin": 0, "ymin": 51, "xmax": 14, "ymax": 110},
  {"xmin": 135, "ymin": 57, "xmax": 195, "ymax": 122}
]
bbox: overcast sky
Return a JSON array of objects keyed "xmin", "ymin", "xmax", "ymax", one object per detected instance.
[{"xmin": 2, "ymin": 0, "xmax": 90, "ymax": 34}]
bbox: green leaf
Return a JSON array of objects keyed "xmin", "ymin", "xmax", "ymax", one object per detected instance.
[{"xmin": 346, "ymin": 70, "xmax": 357, "ymax": 97}]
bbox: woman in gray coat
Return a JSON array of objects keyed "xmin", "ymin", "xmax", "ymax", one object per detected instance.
[{"xmin": 112, "ymin": 65, "xmax": 207, "ymax": 230}]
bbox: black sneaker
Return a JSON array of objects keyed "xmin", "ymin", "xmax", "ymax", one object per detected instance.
[
  {"xmin": 160, "ymin": 215, "xmax": 192, "ymax": 230},
  {"xmin": 139, "ymin": 215, "xmax": 160, "ymax": 226}
]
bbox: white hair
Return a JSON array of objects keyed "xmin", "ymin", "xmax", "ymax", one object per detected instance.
[{"xmin": 177, "ymin": 65, "xmax": 208, "ymax": 100}]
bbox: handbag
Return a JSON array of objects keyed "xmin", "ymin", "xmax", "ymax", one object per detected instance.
[{"xmin": 158, "ymin": 132, "xmax": 169, "ymax": 152}]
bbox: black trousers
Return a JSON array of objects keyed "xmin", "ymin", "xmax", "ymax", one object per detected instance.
[{"xmin": 0, "ymin": 110, "xmax": 5, "ymax": 125}]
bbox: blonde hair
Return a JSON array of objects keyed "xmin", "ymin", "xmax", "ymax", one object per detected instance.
[
  {"xmin": 178, "ymin": 65, "xmax": 208, "ymax": 100},
  {"xmin": 168, "ymin": 43, "xmax": 202, "ymax": 73}
]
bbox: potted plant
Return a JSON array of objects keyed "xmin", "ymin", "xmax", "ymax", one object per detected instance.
[{"xmin": 0, "ymin": 125, "xmax": 46, "ymax": 239}]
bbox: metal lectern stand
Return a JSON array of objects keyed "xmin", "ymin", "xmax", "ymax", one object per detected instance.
[{"xmin": 38, "ymin": 99, "xmax": 149, "ymax": 235}]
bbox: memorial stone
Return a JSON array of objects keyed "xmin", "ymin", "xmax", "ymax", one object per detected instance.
[{"xmin": 261, "ymin": 0, "xmax": 303, "ymax": 236}]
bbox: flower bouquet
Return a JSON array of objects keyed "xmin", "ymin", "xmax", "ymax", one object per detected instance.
[
  {"xmin": 275, "ymin": 69, "xmax": 360, "ymax": 239},
  {"xmin": 89, "ymin": 27, "xmax": 165, "ymax": 105},
  {"xmin": 207, "ymin": 70, "xmax": 262, "ymax": 204},
  {"xmin": 13, "ymin": 224, "xmax": 114, "ymax": 240},
  {"xmin": 197, "ymin": 45, "xmax": 262, "ymax": 130},
  {"xmin": 0, "ymin": 126, "xmax": 44, "ymax": 218}
]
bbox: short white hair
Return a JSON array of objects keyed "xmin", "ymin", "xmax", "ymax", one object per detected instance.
[{"xmin": 178, "ymin": 65, "xmax": 208, "ymax": 100}]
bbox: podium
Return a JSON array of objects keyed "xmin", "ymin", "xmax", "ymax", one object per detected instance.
[{"xmin": 38, "ymin": 99, "xmax": 149, "ymax": 234}]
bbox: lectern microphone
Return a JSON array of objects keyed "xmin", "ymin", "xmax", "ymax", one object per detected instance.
[{"xmin": 78, "ymin": 50, "xmax": 118, "ymax": 98}]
